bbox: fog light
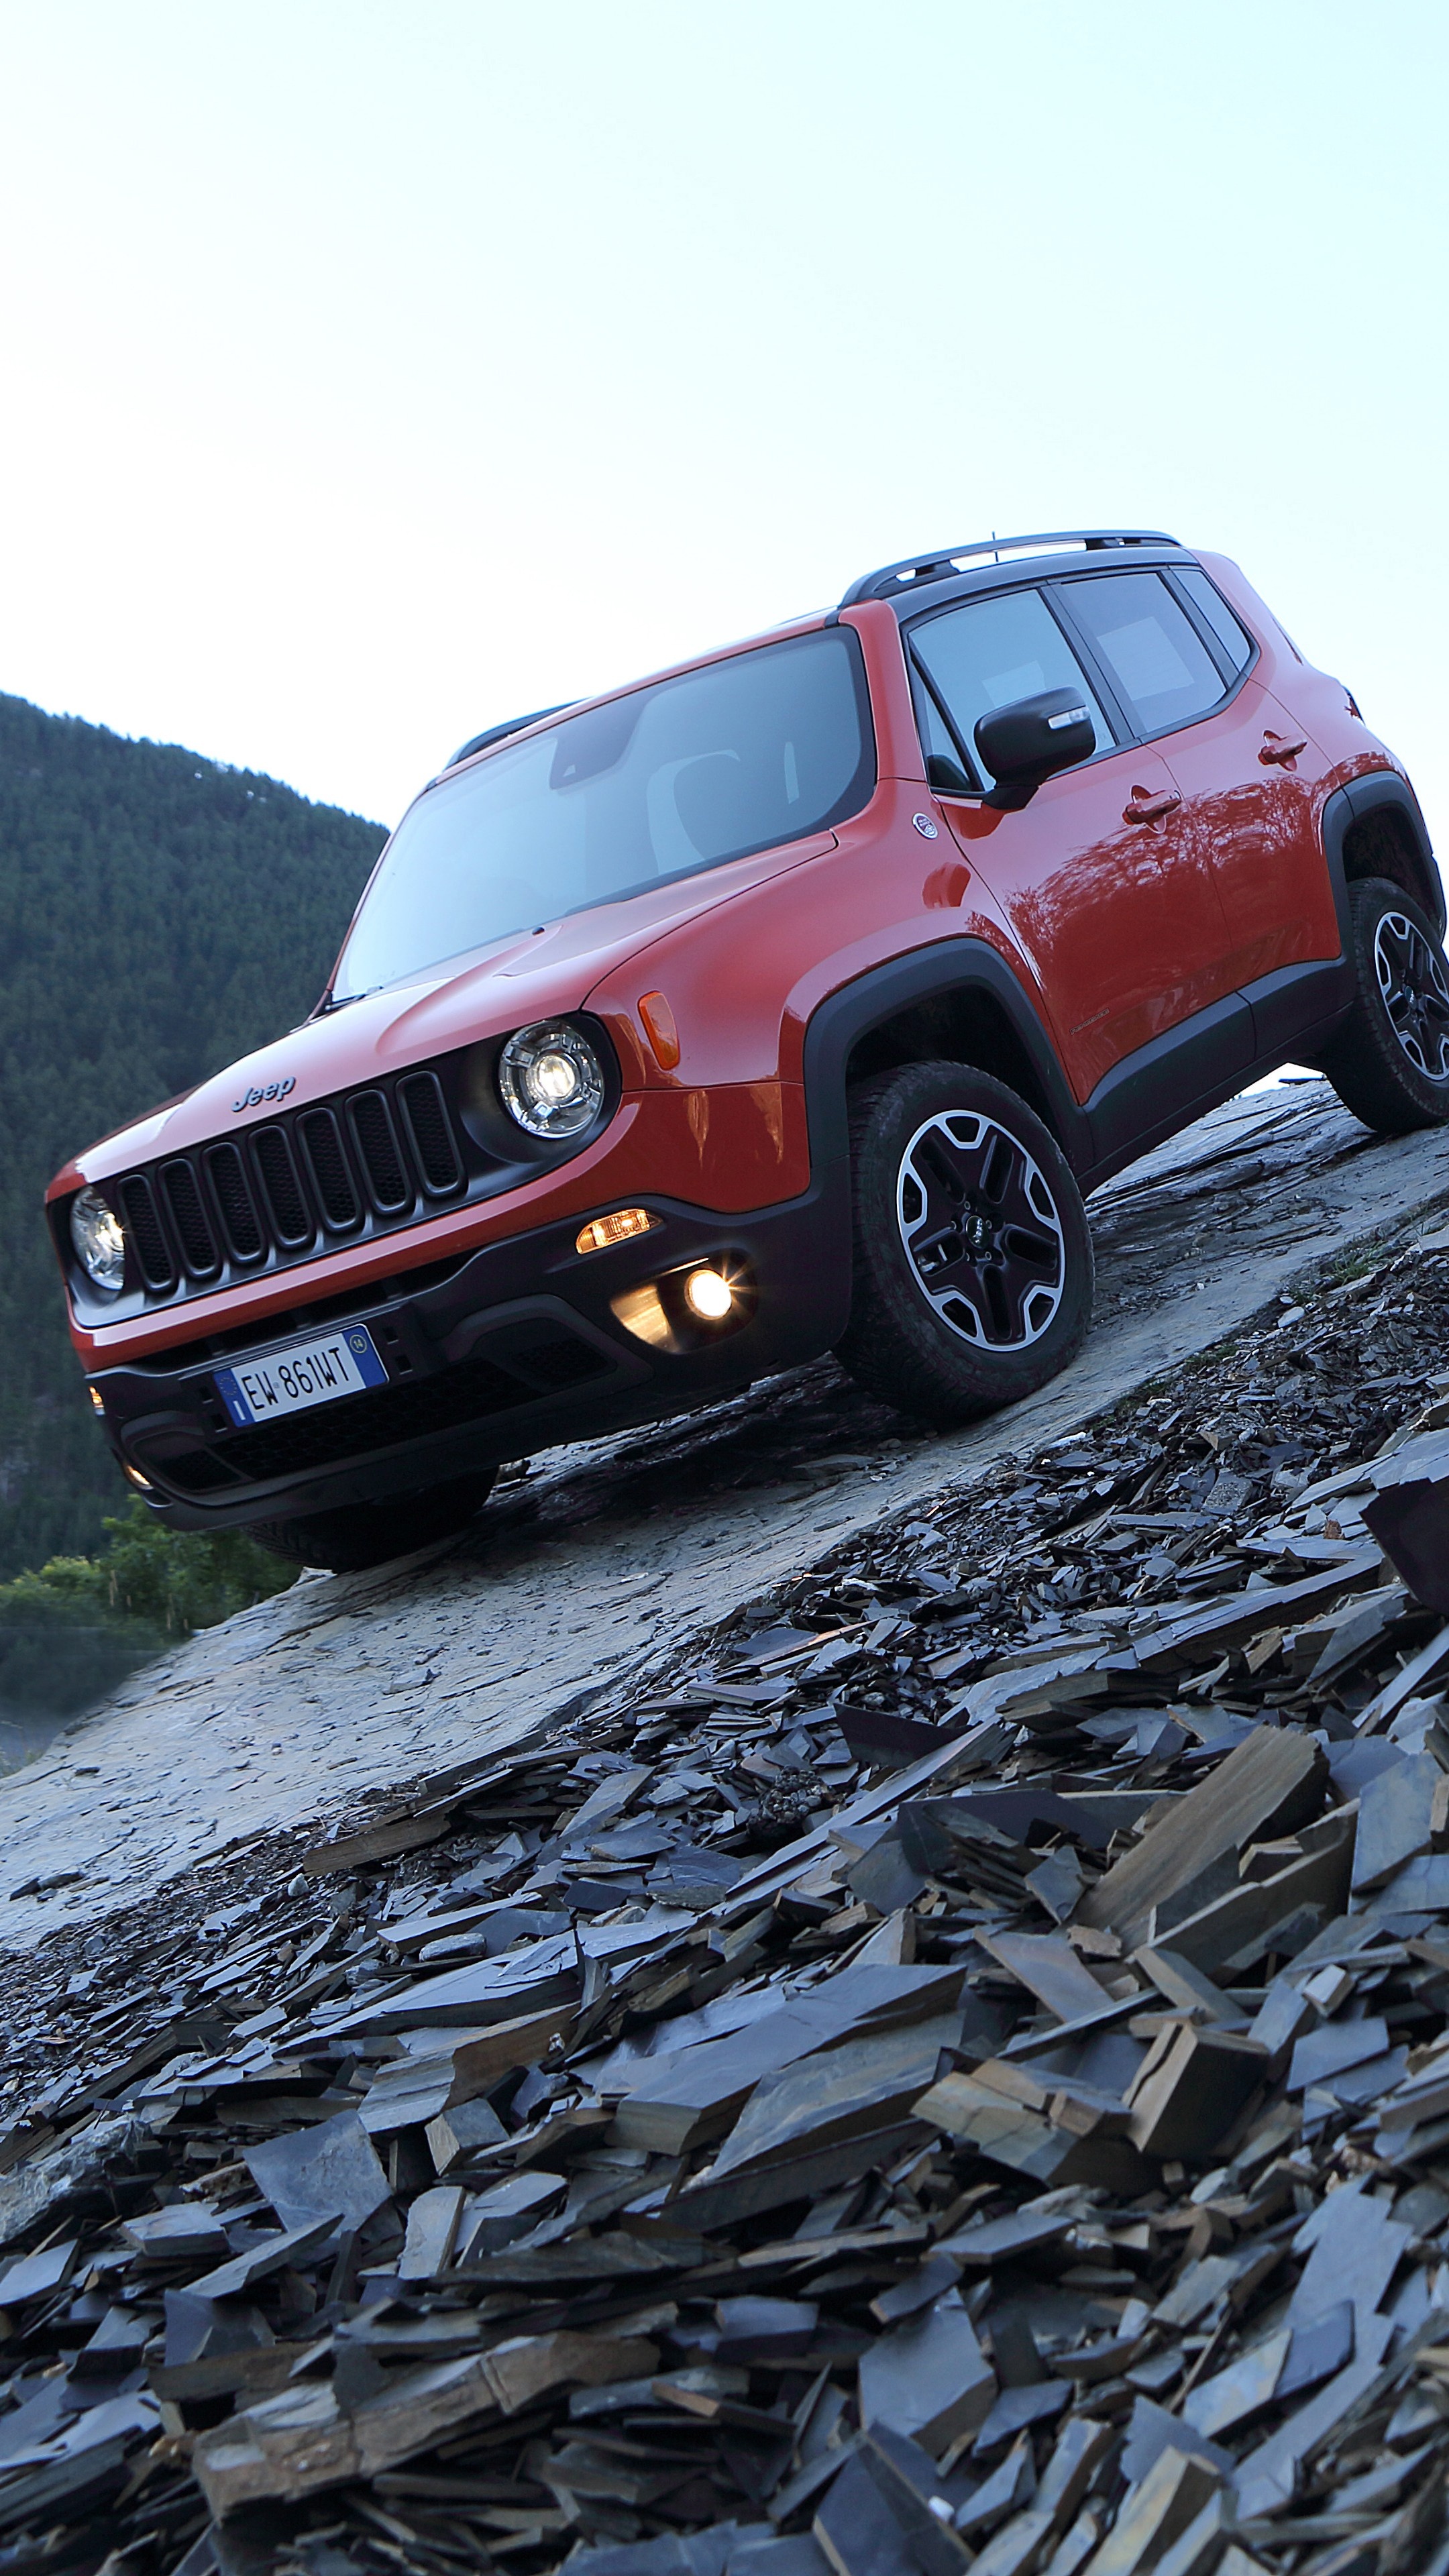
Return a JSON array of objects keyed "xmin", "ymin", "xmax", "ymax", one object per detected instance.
[
  {"xmin": 122, "ymin": 1462, "xmax": 154, "ymax": 1492},
  {"xmin": 88, "ymin": 1385, "xmax": 105, "ymax": 1414},
  {"xmin": 576, "ymin": 1207, "xmax": 656, "ymax": 1256},
  {"xmin": 610, "ymin": 1256, "xmax": 755, "ymax": 1353},
  {"xmin": 683, "ymin": 1267, "xmax": 735, "ymax": 1321}
]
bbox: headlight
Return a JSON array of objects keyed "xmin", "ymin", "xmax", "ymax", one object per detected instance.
[
  {"xmin": 498, "ymin": 1020, "xmax": 605, "ymax": 1140},
  {"xmin": 70, "ymin": 1187, "xmax": 126, "ymax": 1293}
]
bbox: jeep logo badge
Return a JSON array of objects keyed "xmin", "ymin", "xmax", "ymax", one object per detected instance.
[{"xmin": 232, "ymin": 1075, "xmax": 296, "ymax": 1113}]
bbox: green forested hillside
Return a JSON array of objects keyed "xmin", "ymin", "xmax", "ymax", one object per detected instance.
[{"xmin": 0, "ymin": 694, "xmax": 386, "ymax": 1578}]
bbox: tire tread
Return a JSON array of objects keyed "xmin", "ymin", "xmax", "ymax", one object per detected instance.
[{"xmin": 1320, "ymin": 877, "xmax": 1449, "ymax": 1136}]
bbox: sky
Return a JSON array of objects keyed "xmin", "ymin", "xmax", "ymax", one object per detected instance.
[{"xmin": 1, "ymin": 1, "xmax": 1446, "ymax": 843}]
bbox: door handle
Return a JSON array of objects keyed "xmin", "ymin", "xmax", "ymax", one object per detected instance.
[
  {"xmin": 1260, "ymin": 732, "xmax": 1308, "ymax": 765},
  {"xmin": 1122, "ymin": 789, "xmax": 1182, "ymax": 824}
]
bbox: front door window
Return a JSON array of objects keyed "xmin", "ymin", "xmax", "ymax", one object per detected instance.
[{"xmin": 910, "ymin": 586, "xmax": 1116, "ymax": 790}]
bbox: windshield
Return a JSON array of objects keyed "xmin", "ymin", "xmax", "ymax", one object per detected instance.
[{"xmin": 333, "ymin": 627, "xmax": 874, "ymax": 1000}]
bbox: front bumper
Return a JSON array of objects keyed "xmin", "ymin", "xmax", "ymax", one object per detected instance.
[{"xmin": 87, "ymin": 1181, "xmax": 851, "ymax": 1531}]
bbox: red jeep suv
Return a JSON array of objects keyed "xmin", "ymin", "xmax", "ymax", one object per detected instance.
[{"xmin": 50, "ymin": 530, "xmax": 1449, "ymax": 1570}]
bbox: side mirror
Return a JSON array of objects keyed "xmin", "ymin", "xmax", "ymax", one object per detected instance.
[{"xmin": 974, "ymin": 687, "xmax": 1097, "ymax": 812}]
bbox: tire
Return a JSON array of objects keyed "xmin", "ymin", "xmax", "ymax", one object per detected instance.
[
  {"xmin": 1319, "ymin": 875, "xmax": 1449, "ymax": 1136},
  {"xmin": 250, "ymin": 1470, "xmax": 496, "ymax": 1573},
  {"xmin": 835, "ymin": 1060, "xmax": 1093, "ymax": 1424}
]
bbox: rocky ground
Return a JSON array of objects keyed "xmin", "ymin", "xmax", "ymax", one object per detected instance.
[
  {"xmin": 6, "ymin": 1077, "xmax": 1449, "ymax": 1954},
  {"xmin": 3, "ymin": 1136, "xmax": 1449, "ymax": 2572}
]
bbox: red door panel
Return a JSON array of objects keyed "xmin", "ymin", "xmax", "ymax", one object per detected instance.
[
  {"xmin": 938, "ymin": 743, "xmax": 1232, "ymax": 1101},
  {"xmin": 1155, "ymin": 681, "xmax": 1342, "ymax": 987}
]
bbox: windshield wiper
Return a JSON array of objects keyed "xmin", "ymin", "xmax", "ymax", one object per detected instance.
[{"xmin": 313, "ymin": 987, "xmax": 376, "ymax": 1016}]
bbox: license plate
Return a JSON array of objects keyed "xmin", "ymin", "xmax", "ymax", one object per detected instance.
[{"xmin": 214, "ymin": 1325, "xmax": 388, "ymax": 1428}]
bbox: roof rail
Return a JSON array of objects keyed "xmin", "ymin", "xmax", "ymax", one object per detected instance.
[
  {"xmin": 840, "ymin": 529, "xmax": 1181, "ymax": 608},
  {"xmin": 446, "ymin": 703, "xmax": 574, "ymax": 769}
]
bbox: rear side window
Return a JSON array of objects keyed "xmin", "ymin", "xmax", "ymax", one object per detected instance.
[
  {"xmin": 1175, "ymin": 566, "xmax": 1256, "ymax": 676},
  {"xmin": 1063, "ymin": 571, "xmax": 1226, "ymax": 735},
  {"xmin": 910, "ymin": 588, "xmax": 1116, "ymax": 791}
]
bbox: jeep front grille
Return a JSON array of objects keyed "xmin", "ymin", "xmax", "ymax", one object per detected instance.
[
  {"xmin": 398, "ymin": 1071, "xmax": 464, "ymax": 1194},
  {"xmin": 161, "ymin": 1159, "xmax": 221, "ymax": 1280},
  {"xmin": 95, "ymin": 1064, "xmax": 470, "ymax": 1311},
  {"xmin": 298, "ymin": 1107, "xmax": 360, "ymax": 1232},
  {"xmin": 252, "ymin": 1126, "xmax": 311, "ymax": 1246},
  {"xmin": 116, "ymin": 1175, "xmax": 176, "ymax": 1295},
  {"xmin": 205, "ymin": 1142, "xmax": 266, "ymax": 1264},
  {"xmin": 347, "ymin": 1090, "xmax": 410, "ymax": 1214}
]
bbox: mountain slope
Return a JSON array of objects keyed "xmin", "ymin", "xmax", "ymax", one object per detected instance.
[{"xmin": 0, "ymin": 692, "xmax": 386, "ymax": 1576}]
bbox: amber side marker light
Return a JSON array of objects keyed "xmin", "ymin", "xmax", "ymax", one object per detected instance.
[
  {"xmin": 576, "ymin": 1207, "xmax": 657, "ymax": 1256},
  {"xmin": 637, "ymin": 991, "xmax": 680, "ymax": 1071}
]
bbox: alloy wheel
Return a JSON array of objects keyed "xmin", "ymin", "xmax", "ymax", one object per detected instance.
[
  {"xmin": 1375, "ymin": 911, "xmax": 1449, "ymax": 1082},
  {"xmin": 896, "ymin": 1109, "xmax": 1066, "ymax": 1350}
]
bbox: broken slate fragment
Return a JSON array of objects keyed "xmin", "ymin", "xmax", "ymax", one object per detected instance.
[
  {"xmin": 714, "ymin": 2298, "xmax": 820, "ymax": 2363},
  {"xmin": 1077, "ymin": 1727, "xmax": 1326, "ymax": 1946},
  {"xmin": 186, "ymin": 2213, "xmax": 343, "ymax": 2302},
  {"xmin": 455, "ymin": 2167, "xmax": 568, "ymax": 2257},
  {"xmin": 398, "ymin": 2184, "xmax": 466, "ymax": 2278},
  {"xmin": 1287, "ymin": 2015, "xmax": 1390, "ymax": 2094},
  {"xmin": 1117, "ymin": 2397, "xmax": 1236, "ymax": 2492},
  {"xmin": 858, "ymin": 2421, "xmax": 973, "ymax": 2569},
  {"xmin": 857, "ymin": 2290, "xmax": 996, "ymax": 2455},
  {"xmin": 1275, "ymin": 2300, "xmax": 1354, "ymax": 2400},
  {"xmin": 977, "ymin": 1931, "xmax": 1113, "ymax": 2023},
  {"xmin": 117, "ymin": 2202, "xmax": 231, "ymax": 2263},
  {"xmin": 1364, "ymin": 1429, "xmax": 1449, "ymax": 1613},
  {"xmin": 955, "ymin": 2433, "xmax": 1036, "ymax": 2538},
  {"xmin": 1180, "ymin": 2329, "xmax": 1291, "ymax": 2439},
  {"xmin": 1287, "ymin": 2182, "xmax": 1412, "ymax": 2332},
  {"xmin": 971, "ymin": 2382, "xmax": 1072, "ymax": 2453},
  {"xmin": 0, "ymin": 2237, "xmax": 80, "ymax": 2303},
  {"xmin": 1125, "ymin": 2023, "xmax": 1267, "ymax": 2160},
  {"xmin": 425, "ymin": 2096, "xmax": 508, "ymax": 2172},
  {"xmin": 561, "ymin": 1766, "xmax": 653, "ymax": 1843},
  {"xmin": 814, "ymin": 2451, "xmax": 920, "ymax": 2576},
  {"xmin": 246, "ymin": 2108, "xmax": 392, "ymax": 2234},
  {"xmin": 1026, "ymin": 1849, "xmax": 1085, "ymax": 1923},
  {"xmin": 1085, "ymin": 2449, "xmax": 1226, "ymax": 2576},
  {"xmin": 1350, "ymin": 1752, "xmax": 1444, "ymax": 1890}
]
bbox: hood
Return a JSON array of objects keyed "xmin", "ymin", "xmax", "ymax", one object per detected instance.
[{"xmin": 57, "ymin": 830, "xmax": 834, "ymax": 1191}]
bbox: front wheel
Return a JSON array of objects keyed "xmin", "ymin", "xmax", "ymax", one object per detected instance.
[
  {"xmin": 835, "ymin": 1061, "xmax": 1093, "ymax": 1424},
  {"xmin": 250, "ymin": 1470, "xmax": 496, "ymax": 1573},
  {"xmin": 1319, "ymin": 875, "xmax": 1449, "ymax": 1135}
]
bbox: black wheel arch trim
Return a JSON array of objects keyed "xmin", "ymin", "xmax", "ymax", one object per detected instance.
[
  {"xmin": 800, "ymin": 939, "xmax": 1093, "ymax": 1185},
  {"xmin": 1322, "ymin": 769, "xmax": 1444, "ymax": 941}
]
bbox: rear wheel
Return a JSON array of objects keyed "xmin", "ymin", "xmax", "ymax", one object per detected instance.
[
  {"xmin": 1320, "ymin": 875, "xmax": 1449, "ymax": 1134},
  {"xmin": 250, "ymin": 1470, "xmax": 496, "ymax": 1573},
  {"xmin": 835, "ymin": 1060, "xmax": 1093, "ymax": 1424}
]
